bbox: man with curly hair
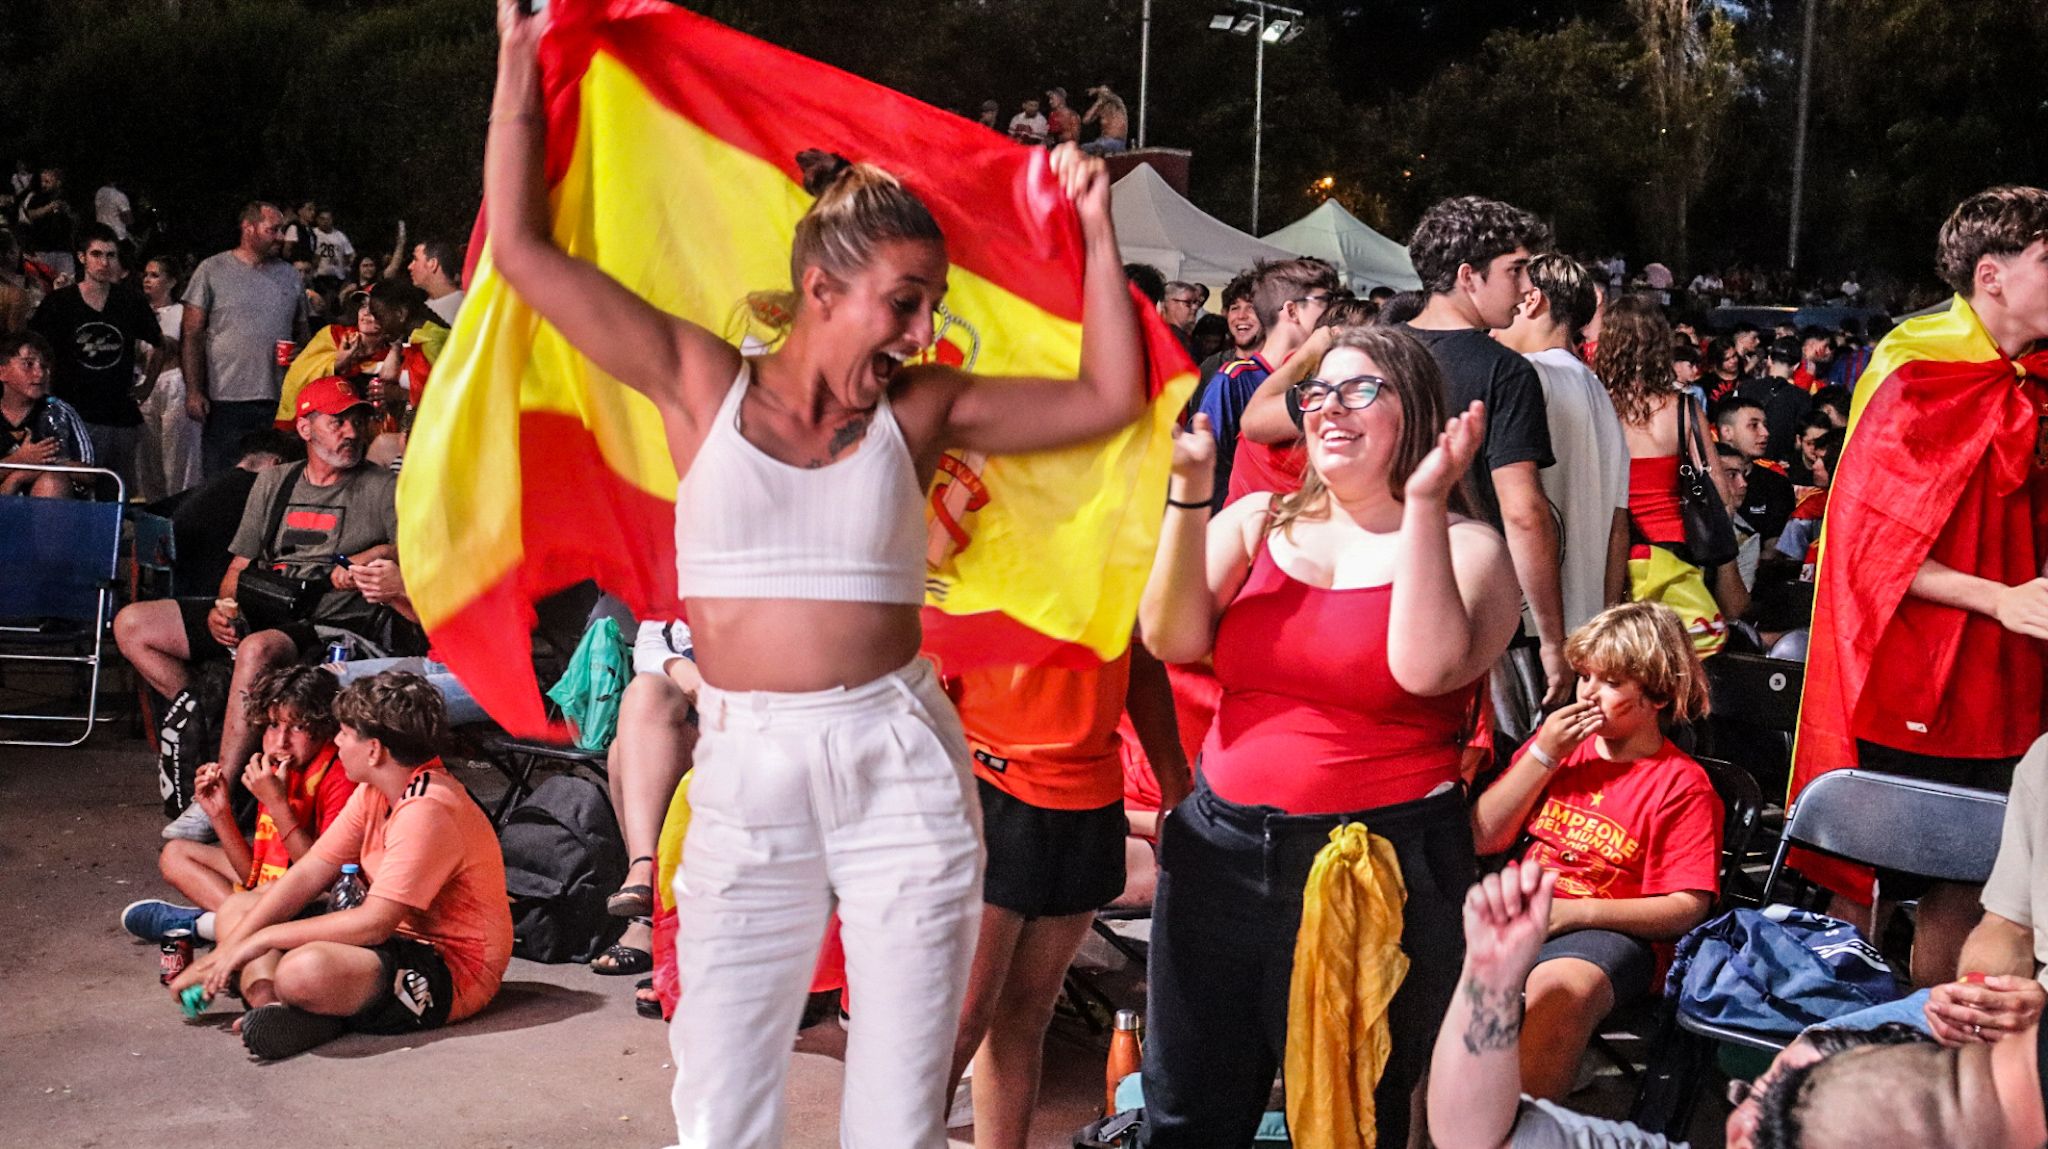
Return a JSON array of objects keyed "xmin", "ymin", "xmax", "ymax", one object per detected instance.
[{"xmin": 1404, "ymin": 195, "xmax": 1568, "ymax": 727}]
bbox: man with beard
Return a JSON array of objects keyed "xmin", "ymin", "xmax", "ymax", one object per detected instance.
[
  {"xmin": 183, "ymin": 202, "xmax": 309, "ymax": 477},
  {"xmin": 115, "ymin": 376, "xmax": 414, "ymax": 843}
]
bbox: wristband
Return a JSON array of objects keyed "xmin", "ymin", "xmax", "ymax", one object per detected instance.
[
  {"xmin": 1526, "ymin": 744, "xmax": 1559, "ymax": 771},
  {"xmin": 1167, "ymin": 496, "xmax": 1212, "ymax": 510}
]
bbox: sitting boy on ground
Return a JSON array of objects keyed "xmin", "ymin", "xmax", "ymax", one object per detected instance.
[
  {"xmin": 122, "ymin": 666, "xmax": 356, "ymax": 944},
  {"xmin": 169, "ymin": 671, "xmax": 513, "ymax": 1059}
]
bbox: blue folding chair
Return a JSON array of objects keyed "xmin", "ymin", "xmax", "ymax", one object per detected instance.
[{"xmin": 0, "ymin": 463, "xmax": 126, "ymax": 746}]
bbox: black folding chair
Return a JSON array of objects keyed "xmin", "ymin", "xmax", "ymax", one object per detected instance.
[
  {"xmin": 0, "ymin": 464, "xmax": 125, "ymax": 746},
  {"xmin": 1630, "ymin": 768, "xmax": 2007, "ymax": 1133},
  {"xmin": 1700, "ymin": 653, "xmax": 1804, "ymax": 793}
]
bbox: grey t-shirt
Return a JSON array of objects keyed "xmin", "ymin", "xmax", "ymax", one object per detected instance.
[
  {"xmin": 184, "ymin": 251, "xmax": 306, "ymax": 404},
  {"xmin": 1511, "ymin": 1098, "xmax": 1686, "ymax": 1149},
  {"xmin": 230, "ymin": 462, "xmax": 399, "ymax": 633}
]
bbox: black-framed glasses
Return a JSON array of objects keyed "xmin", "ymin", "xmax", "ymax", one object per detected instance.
[{"xmin": 1293, "ymin": 375, "xmax": 1385, "ymax": 413}]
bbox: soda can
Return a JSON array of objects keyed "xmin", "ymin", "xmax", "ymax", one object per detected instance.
[
  {"xmin": 274, "ymin": 339, "xmax": 297, "ymax": 367},
  {"xmin": 325, "ymin": 639, "xmax": 351, "ymax": 667},
  {"xmin": 159, "ymin": 929, "xmax": 194, "ymax": 986}
]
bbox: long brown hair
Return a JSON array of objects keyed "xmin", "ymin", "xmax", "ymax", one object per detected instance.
[
  {"xmin": 1266, "ymin": 325, "xmax": 1456, "ymax": 538},
  {"xmin": 1593, "ymin": 294, "xmax": 1678, "ymax": 426}
]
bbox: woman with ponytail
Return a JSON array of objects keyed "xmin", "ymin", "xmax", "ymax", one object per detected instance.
[{"xmin": 487, "ymin": 4, "xmax": 1147, "ymax": 1146}]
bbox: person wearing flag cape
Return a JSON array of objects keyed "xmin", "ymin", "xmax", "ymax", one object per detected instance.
[
  {"xmin": 486, "ymin": 4, "xmax": 1149, "ymax": 1145},
  {"xmin": 1795, "ymin": 186, "xmax": 2048, "ymax": 989}
]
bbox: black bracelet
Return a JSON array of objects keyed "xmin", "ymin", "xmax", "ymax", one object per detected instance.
[{"xmin": 1166, "ymin": 496, "xmax": 1212, "ymax": 510}]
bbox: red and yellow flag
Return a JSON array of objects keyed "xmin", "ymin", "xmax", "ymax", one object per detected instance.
[
  {"xmin": 397, "ymin": 0, "xmax": 1194, "ymax": 735},
  {"xmin": 1791, "ymin": 295, "xmax": 2048, "ymax": 897}
]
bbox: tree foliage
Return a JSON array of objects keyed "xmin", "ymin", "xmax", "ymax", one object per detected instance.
[{"xmin": 0, "ymin": 0, "xmax": 2043, "ymax": 284}]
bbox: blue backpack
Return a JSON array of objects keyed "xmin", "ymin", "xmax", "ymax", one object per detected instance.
[{"xmin": 1667, "ymin": 905, "xmax": 1903, "ymax": 1035}]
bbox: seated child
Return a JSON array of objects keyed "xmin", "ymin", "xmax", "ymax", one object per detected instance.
[
  {"xmin": 122, "ymin": 666, "xmax": 357, "ymax": 944},
  {"xmin": 1470, "ymin": 601, "xmax": 1722, "ymax": 1099},
  {"xmin": 169, "ymin": 671, "xmax": 514, "ymax": 1060}
]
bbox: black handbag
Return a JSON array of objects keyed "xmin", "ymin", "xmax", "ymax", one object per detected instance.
[
  {"xmin": 235, "ymin": 461, "xmax": 328, "ymax": 632},
  {"xmin": 1675, "ymin": 391, "xmax": 1739, "ymax": 569}
]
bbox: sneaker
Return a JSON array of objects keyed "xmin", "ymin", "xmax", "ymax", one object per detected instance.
[
  {"xmin": 239, "ymin": 1003, "xmax": 348, "ymax": 1060},
  {"xmin": 121, "ymin": 899, "xmax": 203, "ymax": 943},
  {"xmin": 161, "ymin": 801, "xmax": 219, "ymax": 844}
]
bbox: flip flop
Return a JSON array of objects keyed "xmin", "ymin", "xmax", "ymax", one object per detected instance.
[{"xmin": 607, "ymin": 855, "xmax": 656, "ymax": 918}]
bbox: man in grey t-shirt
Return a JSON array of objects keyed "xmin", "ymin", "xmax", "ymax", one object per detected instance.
[{"xmin": 183, "ymin": 201, "xmax": 307, "ymax": 477}]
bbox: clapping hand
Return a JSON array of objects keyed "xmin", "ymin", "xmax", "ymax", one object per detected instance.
[{"xmin": 1405, "ymin": 400, "xmax": 1486, "ymax": 506}]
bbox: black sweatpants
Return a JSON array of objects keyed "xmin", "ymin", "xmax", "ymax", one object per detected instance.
[{"xmin": 1139, "ymin": 781, "xmax": 1475, "ymax": 1147}]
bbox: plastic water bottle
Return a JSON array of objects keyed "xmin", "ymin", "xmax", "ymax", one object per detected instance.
[{"xmin": 330, "ymin": 863, "xmax": 368, "ymax": 911}]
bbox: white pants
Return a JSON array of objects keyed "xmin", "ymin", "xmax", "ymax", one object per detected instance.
[{"xmin": 667, "ymin": 657, "xmax": 984, "ymax": 1149}]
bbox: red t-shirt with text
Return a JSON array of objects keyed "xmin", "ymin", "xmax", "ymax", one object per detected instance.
[{"xmin": 1514, "ymin": 737, "xmax": 1721, "ymax": 904}]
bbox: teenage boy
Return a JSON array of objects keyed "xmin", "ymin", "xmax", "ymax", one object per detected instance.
[
  {"xmin": 1404, "ymin": 195, "xmax": 1567, "ymax": 717},
  {"xmin": 1713, "ymin": 394, "xmax": 1794, "ymax": 547},
  {"xmin": 122, "ymin": 666, "xmax": 356, "ymax": 943},
  {"xmin": 29, "ymin": 223, "xmax": 165, "ymax": 490},
  {"xmin": 169, "ymin": 671, "xmax": 513, "ymax": 1060},
  {"xmin": 1797, "ymin": 185, "xmax": 2048, "ymax": 988},
  {"xmin": 1740, "ymin": 338, "xmax": 1813, "ymax": 469},
  {"xmin": 1197, "ymin": 257, "xmax": 1339, "ymax": 505}
]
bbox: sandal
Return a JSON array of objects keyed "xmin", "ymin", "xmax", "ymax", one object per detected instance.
[
  {"xmin": 607, "ymin": 856, "xmax": 656, "ymax": 918},
  {"xmin": 592, "ymin": 916, "xmax": 653, "ymax": 976},
  {"xmin": 635, "ymin": 977, "xmax": 664, "ymax": 1021}
]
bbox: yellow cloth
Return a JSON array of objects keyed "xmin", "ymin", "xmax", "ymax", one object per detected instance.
[
  {"xmin": 276, "ymin": 326, "xmax": 345, "ymax": 422},
  {"xmin": 654, "ymin": 772, "xmax": 694, "ymax": 908},
  {"xmin": 1284, "ymin": 823, "xmax": 1409, "ymax": 1149},
  {"xmin": 1627, "ymin": 545, "xmax": 1728, "ymax": 656}
]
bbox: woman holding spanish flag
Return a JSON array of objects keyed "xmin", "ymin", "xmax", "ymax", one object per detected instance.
[{"xmin": 487, "ymin": 2, "xmax": 1148, "ymax": 1145}]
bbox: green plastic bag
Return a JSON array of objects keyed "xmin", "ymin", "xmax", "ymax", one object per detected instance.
[{"xmin": 545, "ymin": 617, "xmax": 631, "ymax": 751}]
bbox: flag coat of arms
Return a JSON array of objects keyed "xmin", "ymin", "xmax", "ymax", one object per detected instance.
[{"xmin": 397, "ymin": 0, "xmax": 1195, "ymax": 736}]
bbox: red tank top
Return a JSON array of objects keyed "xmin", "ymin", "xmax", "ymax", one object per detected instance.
[
  {"xmin": 1629, "ymin": 455, "xmax": 1685, "ymax": 547},
  {"xmin": 1201, "ymin": 539, "xmax": 1473, "ymax": 814}
]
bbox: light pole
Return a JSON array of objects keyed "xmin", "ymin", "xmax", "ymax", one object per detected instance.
[
  {"xmin": 1209, "ymin": 1, "xmax": 1304, "ymax": 233},
  {"xmin": 1139, "ymin": 0, "xmax": 1151, "ymax": 148}
]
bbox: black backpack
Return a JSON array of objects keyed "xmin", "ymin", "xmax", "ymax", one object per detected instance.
[
  {"xmin": 155, "ymin": 663, "xmax": 235, "ymax": 818},
  {"xmin": 499, "ymin": 773, "xmax": 629, "ymax": 964}
]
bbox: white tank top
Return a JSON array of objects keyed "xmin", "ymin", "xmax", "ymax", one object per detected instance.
[{"xmin": 674, "ymin": 359, "xmax": 927, "ymax": 605}]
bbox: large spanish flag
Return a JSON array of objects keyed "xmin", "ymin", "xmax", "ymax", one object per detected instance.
[
  {"xmin": 1790, "ymin": 294, "xmax": 2048, "ymax": 896},
  {"xmin": 397, "ymin": 0, "xmax": 1194, "ymax": 735}
]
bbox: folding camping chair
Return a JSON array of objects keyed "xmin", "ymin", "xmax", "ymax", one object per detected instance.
[
  {"xmin": 0, "ymin": 463, "xmax": 126, "ymax": 746},
  {"xmin": 1629, "ymin": 768, "xmax": 2007, "ymax": 1133}
]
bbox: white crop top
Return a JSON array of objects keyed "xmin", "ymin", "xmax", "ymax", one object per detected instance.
[{"xmin": 674, "ymin": 360, "xmax": 927, "ymax": 605}]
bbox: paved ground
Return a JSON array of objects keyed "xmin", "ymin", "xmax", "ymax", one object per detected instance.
[
  {"xmin": 0, "ymin": 723, "xmax": 1108, "ymax": 1149},
  {"xmin": 1, "ymin": 703, "xmax": 1727, "ymax": 1148}
]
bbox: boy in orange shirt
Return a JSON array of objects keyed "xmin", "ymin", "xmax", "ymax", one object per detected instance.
[
  {"xmin": 170, "ymin": 671, "xmax": 513, "ymax": 1060},
  {"xmin": 122, "ymin": 667, "xmax": 357, "ymax": 946}
]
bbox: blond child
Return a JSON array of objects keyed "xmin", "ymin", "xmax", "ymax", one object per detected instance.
[{"xmin": 1471, "ymin": 601, "xmax": 1722, "ymax": 1099}]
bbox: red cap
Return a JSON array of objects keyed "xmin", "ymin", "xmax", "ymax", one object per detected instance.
[{"xmin": 295, "ymin": 376, "xmax": 371, "ymax": 419}]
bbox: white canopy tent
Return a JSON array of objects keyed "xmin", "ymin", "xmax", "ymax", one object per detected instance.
[
  {"xmin": 1110, "ymin": 163, "xmax": 1298, "ymax": 296},
  {"xmin": 1261, "ymin": 200, "xmax": 1422, "ymax": 293}
]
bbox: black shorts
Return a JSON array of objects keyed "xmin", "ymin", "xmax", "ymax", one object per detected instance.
[
  {"xmin": 978, "ymin": 778, "xmax": 1126, "ymax": 919},
  {"xmin": 1855, "ymin": 740, "xmax": 2022, "ymax": 794},
  {"xmin": 176, "ymin": 598, "xmax": 320, "ymax": 664},
  {"xmin": 1537, "ymin": 928, "xmax": 1657, "ymax": 1005},
  {"xmin": 349, "ymin": 935, "xmax": 456, "ymax": 1034}
]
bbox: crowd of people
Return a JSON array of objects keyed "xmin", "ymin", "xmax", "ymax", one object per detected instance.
[
  {"xmin": 15, "ymin": 6, "xmax": 2048, "ymax": 1146},
  {"xmin": 977, "ymin": 83, "xmax": 1131, "ymax": 154}
]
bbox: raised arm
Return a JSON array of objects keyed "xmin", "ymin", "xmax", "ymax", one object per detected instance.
[
  {"xmin": 935, "ymin": 144, "xmax": 1146, "ymax": 455},
  {"xmin": 486, "ymin": 0, "xmax": 737, "ymax": 414},
  {"xmin": 1241, "ymin": 324, "xmax": 1331, "ymax": 445},
  {"xmin": 1428, "ymin": 860, "xmax": 1558, "ymax": 1149},
  {"xmin": 1387, "ymin": 402, "xmax": 1524, "ymax": 697},
  {"xmin": 1138, "ymin": 417, "xmax": 1264, "ymax": 665}
]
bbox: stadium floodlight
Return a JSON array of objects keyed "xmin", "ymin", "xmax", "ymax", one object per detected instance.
[
  {"xmin": 1262, "ymin": 19, "xmax": 1290, "ymax": 42},
  {"xmin": 1232, "ymin": 15, "xmax": 1258, "ymax": 34},
  {"xmin": 1210, "ymin": 13, "xmax": 1237, "ymax": 29}
]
